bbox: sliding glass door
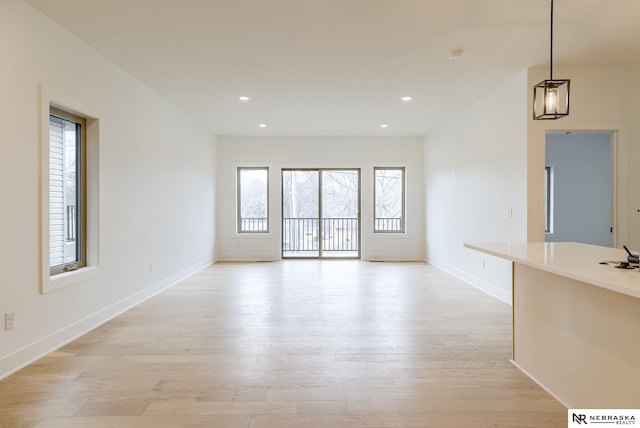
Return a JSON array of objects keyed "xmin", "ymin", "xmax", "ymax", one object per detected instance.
[
  {"xmin": 320, "ymin": 169, "xmax": 359, "ymax": 257},
  {"xmin": 282, "ymin": 169, "xmax": 360, "ymax": 258},
  {"xmin": 282, "ymin": 170, "xmax": 320, "ymax": 257}
]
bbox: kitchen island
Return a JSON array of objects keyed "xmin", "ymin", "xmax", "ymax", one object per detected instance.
[{"xmin": 465, "ymin": 242, "xmax": 640, "ymax": 408}]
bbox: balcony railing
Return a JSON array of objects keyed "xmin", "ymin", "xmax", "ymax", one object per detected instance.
[
  {"xmin": 283, "ymin": 217, "xmax": 358, "ymax": 253},
  {"xmin": 321, "ymin": 218, "xmax": 358, "ymax": 252},
  {"xmin": 240, "ymin": 217, "xmax": 403, "ymax": 253},
  {"xmin": 240, "ymin": 217, "xmax": 268, "ymax": 232},
  {"xmin": 374, "ymin": 217, "xmax": 404, "ymax": 232}
]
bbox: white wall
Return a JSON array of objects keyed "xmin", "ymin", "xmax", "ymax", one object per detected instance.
[
  {"xmin": 217, "ymin": 136, "xmax": 424, "ymax": 261},
  {"xmin": 527, "ymin": 66, "xmax": 638, "ymax": 249},
  {"xmin": 424, "ymin": 71, "xmax": 529, "ymax": 303},
  {"xmin": 0, "ymin": 0, "xmax": 216, "ymax": 378},
  {"xmin": 425, "ymin": 65, "xmax": 640, "ymax": 303}
]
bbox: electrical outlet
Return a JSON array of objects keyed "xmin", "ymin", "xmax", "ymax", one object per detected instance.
[{"xmin": 5, "ymin": 312, "xmax": 15, "ymax": 331}]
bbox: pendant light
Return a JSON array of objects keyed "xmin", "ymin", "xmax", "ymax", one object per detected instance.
[{"xmin": 533, "ymin": 0, "xmax": 570, "ymax": 120}]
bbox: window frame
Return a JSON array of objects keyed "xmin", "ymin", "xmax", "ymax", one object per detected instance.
[
  {"xmin": 49, "ymin": 107, "xmax": 87, "ymax": 276},
  {"xmin": 373, "ymin": 166, "xmax": 406, "ymax": 233},
  {"xmin": 237, "ymin": 167, "xmax": 270, "ymax": 234},
  {"xmin": 40, "ymin": 85, "xmax": 101, "ymax": 294}
]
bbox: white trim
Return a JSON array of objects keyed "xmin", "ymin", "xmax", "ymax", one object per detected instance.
[
  {"xmin": 426, "ymin": 255, "xmax": 512, "ymax": 304},
  {"xmin": 365, "ymin": 254, "xmax": 424, "ymax": 262},
  {"xmin": 47, "ymin": 266, "xmax": 102, "ymax": 290},
  {"xmin": 0, "ymin": 257, "xmax": 213, "ymax": 381},
  {"xmin": 218, "ymin": 254, "xmax": 280, "ymax": 262},
  {"xmin": 234, "ymin": 233, "xmax": 274, "ymax": 239},
  {"xmin": 368, "ymin": 233, "xmax": 409, "ymax": 240}
]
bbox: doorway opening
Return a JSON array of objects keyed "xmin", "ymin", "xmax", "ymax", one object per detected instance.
[
  {"xmin": 545, "ymin": 131, "xmax": 614, "ymax": 247},
  {"xmin": 282, "ymin": 169, "xmax": 360, "ymax": 258}
]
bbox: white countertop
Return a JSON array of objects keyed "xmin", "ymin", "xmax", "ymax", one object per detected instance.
[{"xmin": 464, "ymin": 242, "xmax": 640, "ymax": 299}]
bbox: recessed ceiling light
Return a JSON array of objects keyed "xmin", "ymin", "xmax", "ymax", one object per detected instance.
[
  {"xmin": 449, "ymin": 49, "xmax": 464, "ymax": 60},
  {"xmin": 238, "ymin": 96, "xmax": 251, "ymax": 101},
  {"xmin": 259, "ymin": 123, "xmax": 267, "ymax": 128},
  {"xmin": 400, "ymin": 96, "xmax": 413, "ymax": 102},
  {"xmin": 380, "ymin": 124, "xmax": 389, "ymax": 128}
]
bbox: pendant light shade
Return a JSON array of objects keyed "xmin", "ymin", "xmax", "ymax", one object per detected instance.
[
  {"xmin": 533, "ymin": 79, "xmax": 570, "ymax": 119},
  {"xmin": 533, "ymin": 0, "xmax": 570, "ymax": 120}
]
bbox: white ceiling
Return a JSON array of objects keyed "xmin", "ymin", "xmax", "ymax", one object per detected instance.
[{"xmin": 25, "ymin": 0, "xmax": 640, "ymax": 136}]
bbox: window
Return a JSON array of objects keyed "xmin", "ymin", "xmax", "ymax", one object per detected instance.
[
  {"xmin": 544, "ymin": 166, "xmax": 553, "ymax": 233},
  {"xmin": 237, "ymin": 167, "xmax": 269, "ymax": 233},
  {"xmin": 374, "ymin": 167, "xmax": 405, "ymax": 233},
  {"xmin": 41, "ymin": 90, "xmax": 100, "ymax": 293},
  {"xmin": 49, "ymin": 107, "xmax": 86, "ymax": 275}
]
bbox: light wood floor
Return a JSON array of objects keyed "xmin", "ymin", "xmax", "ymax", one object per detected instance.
[{"xmin": 0, "ymin": 261, "xmax": 566, "ymax": 428}]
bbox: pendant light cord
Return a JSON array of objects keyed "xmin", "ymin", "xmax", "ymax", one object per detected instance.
[{"xmin": 550, "ymin": 0, "xmax": 554, "ymax": 80}]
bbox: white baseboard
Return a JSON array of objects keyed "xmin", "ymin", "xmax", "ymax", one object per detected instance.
[
  {"xmin": 0, "ymin": 256, "xmax": 214, "ymax": 381},
  {"xmin": 218, "ymin": 254, "xmax": 425, "ymax": 262},
  {"xmin": 217, "ymin": 254, "xmax": 280, "ymax": 262},
  {"xmin": 364, "ymin": 254, "xmax": 425, "ymax": 262},
  {"xmin": 426, "ymin": 255, "xmax": 511, "ymax": 304}
]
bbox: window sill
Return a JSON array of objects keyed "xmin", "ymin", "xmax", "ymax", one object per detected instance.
[
  {"xmin": 371, "ymin": 232, "xmax": 408, "ymax": 239},
  {"xmin": 235, "ymin": 233, "xmax": 273, "ymax": 239},
  {"xmin": 42, "ymin": 266, "xmax": 101, "ymax": 294}
]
